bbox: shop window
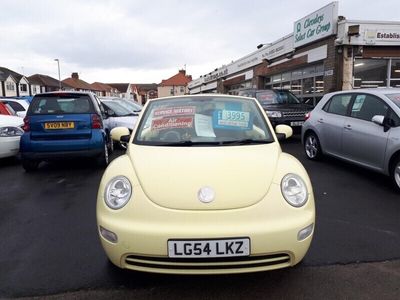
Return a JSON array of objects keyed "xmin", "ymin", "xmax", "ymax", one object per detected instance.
[
  {"xmin": 390, "ymin": 59, "xmax": 400, "ymax": 87},
  {"xmin": 314, "ymin": 76, "xmax": 324, "ymax": 93},
  {"xmin": 281, "ymin": 82, "xmax": 291, "ymax": 90},
  {"xmin": 303, "ymin": 77, "xmax": 313, "ymax": 94},
  {"xmin": 281, "ymin": 72, "xmax": 291, "ymax": 82},
  {"xmin": 353, "ymin": 59, "xmax": 387, "ymax": 88},
  {"xmin": 290, "ymin": 79, "xmax": 302, "ymax": 95},
  {"xmin": 303, "ymin": 66, "xmax": 316, "ymax": 77},
  {"xmin": 271, "ymin": 74, "xmax": 281, "ymax": 84}
]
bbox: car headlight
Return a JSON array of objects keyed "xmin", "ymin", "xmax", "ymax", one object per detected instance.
[
  {"xmin": 0, "ymin": 126, "xmax": 24, "ymax": 137},
  {"xmin": 266, "ymin": 111, "xmax": 282, "ymax": 118},
  {"xmin": 104, "ymin": 176, "xmax": 132, "ymax": 209},
  {"xmin": 281, "ymin": 173, "xmax": 308, "ymax": 207}
]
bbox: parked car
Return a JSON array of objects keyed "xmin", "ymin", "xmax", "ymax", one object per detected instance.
[
  {"xmin": 239, "ymin": 89, "xmax": 313, "ymax": 132},
  {"xmin": 0, "ymin": 98, "xmax": 30, "ymax": 117},
  {"xmin": 20, "ymin": 91, "xmax": 111, "ymax": 171},
  {"xmin": 0, "ymin": 115, "xmax": 24, "ymax": 159},
  {"xmin": 100, "ymin": 99, "xmax": 139, "ymax": 148},
  {"xmin": 302, "ymin": 88, "xmax": 400, "ymax": 192},
  {"xmin": 100, "ymin": 97, "xmax": 142, "ymax": 114},
  {"xmin": 0, "ymin": 101, "xmax": 17, "ymax": 116},
  {"xmin": 97, "ymin": 94, "xmax": 315, "ymax": 274}
]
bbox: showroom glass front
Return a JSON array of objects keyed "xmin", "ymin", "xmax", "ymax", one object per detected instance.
[
  {"xmin": 353, "ymin": 58, "xmax": 400, "ymax": 88},
  {"xmin": 264, "ymin": 64, "xmax": 324, "ymax": 106}
]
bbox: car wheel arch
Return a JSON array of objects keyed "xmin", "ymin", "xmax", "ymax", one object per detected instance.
[{"xmin": 389, "ymin": 150, "xmax": 400, "ymax": 174}]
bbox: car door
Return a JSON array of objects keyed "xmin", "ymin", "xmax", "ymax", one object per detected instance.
[
  {"xmin": 341, "ymin": 93, "xmax": 390, "ymax": 170},
  {"xmin": 318, "ymin": 93, "xmax": 353, "ymax": 156}
]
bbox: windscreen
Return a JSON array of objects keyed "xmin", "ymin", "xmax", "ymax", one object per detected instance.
[
  {"xmin": 134, "ymin": 96, "xmax": 274, "ymax": 146},
  {"xmin": 29, "ymin": 94, "xmax": 93, "ymax": 115},
  {"xmin": 256, "ymin": 90, "xmax": 301, "ymax": 105},
  {"xmin": 102, "ymin": 101, "xmax": 132, "ymax": 116}
]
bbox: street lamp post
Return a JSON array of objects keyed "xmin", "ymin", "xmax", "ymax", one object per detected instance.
[{"xmin": 54, "ymin": 59, "xmax": 61, "ymax": 90}]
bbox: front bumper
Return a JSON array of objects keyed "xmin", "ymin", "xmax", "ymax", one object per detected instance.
[{"xmin": 97, "ymin": 182, "xmax": 315, "ymax": 274}]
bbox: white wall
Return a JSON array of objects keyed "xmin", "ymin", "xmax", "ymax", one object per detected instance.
[
  {"xmin": 30, "ymin": 84, "xmax": 41, "ymax": 95},
  {"xmin": 5, "ymin": 76, "xmax": 17, "ymax": 97},
  {"xmin": 19, "ymin": 77, "xmax": 30, "ymax": 96},
  {"xmin": 157, "ymin": 85, "xmax": 187, "ymax": 98}
]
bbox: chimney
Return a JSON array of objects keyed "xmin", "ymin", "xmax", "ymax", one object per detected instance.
[
  {"xmin": 179, "ymin": 69, "xmax": 186, "ymax": 75},
  {"xmin": 71, "ymin": 72, "xmax": 79, "ymax": 79}
]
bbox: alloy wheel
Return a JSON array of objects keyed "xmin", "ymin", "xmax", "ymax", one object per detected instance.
[{"xmin": 305, "ymin": 135, "xmax": 318, "ymax": 159}]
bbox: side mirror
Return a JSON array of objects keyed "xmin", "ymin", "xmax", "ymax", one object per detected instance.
[
  {"xmin": 372, "ymin": 115, "xmax": 385, "ymax": 126},
  {"xmin": 110, "ymin": 127, "xmax": 130, "ymax": 142},
  {"xmin": 275, "ymin": 124, "xmax": 293, "ymax": 140},
  {"xmin": 372, "ymin": 115, "xmax": 392, "ymax": 132},
  {"xmin": 106, "ymin": 108, "xmax": 116, "ymax": 117}
]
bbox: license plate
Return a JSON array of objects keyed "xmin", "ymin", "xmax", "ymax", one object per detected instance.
[
  {"xmin": 45, "ymin": 122, "xmax": 75, "ymax": 129},
  {"xmin": 168, "ymin": 238, "xmax": 250, "ymax": 258},
  {"xmin": 290, "ymin": 121, "xmax": 304, "ymax": 126}
]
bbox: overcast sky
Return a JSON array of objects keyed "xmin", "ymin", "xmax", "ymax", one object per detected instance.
[{"xmin": 1, "ymin": 0, "xmax": 399, "ymax": 84}]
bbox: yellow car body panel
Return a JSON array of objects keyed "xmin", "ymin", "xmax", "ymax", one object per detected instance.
[{"xmin": 97, "ymin": 148, "xmax": 315, "ymax": 274}]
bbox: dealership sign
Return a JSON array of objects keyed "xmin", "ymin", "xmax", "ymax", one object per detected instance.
[{"xmin": 293, "ymin": 2, "xmax": 338, "ymax": 48}]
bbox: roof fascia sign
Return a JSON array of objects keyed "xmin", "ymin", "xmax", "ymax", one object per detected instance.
[{"xmin": 293, "ymin": 1, "xmax": 338, "ymax": 48}]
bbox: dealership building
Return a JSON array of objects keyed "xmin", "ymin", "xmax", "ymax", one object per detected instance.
[{"xmin": 188, "ymin": 2, "xmax": 400, "ymax": 105}]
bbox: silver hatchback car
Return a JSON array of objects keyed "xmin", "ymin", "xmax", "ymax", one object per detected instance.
[{"xmin": 302, "ymin": 88, "xmax": 400, "ymax": 192}]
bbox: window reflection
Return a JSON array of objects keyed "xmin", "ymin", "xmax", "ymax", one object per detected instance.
[{"xmin": 353, "ymin": 59, "xmax": 387, "ymax": 88}]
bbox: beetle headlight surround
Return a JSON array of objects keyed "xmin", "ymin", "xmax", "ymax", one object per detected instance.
[
  {"xmin": 104, "ymin": 176, "xmax": 132, "ymax": 209},
  {"xmin": 281, "ymin": 173, "xmax": 308, "ymax": 207}
]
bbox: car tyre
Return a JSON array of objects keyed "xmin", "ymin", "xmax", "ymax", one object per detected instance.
[
  {"xmin": 304, "ymin": 132, "xmax": 322, "ymax": 160},
  {"xmin": 390, "ymin": 157, "xmax": 400, "ymax": 192},
  {"xmin": 22, "ymin": 159, "xmax": 39, "ymax": 172},
  {"xmin": 96, "ymin": 143, "xmax": 109, "ymax": 168}
]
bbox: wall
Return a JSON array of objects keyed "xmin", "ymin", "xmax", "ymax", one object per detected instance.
[{"xmin": 5, "ymin": 77, "xmax": 17, "ymax": 97}]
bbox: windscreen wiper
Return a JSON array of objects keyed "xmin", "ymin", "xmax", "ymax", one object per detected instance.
[
  {"xmin": 159, "ymin": 140, "xmax": 223, "ymax": 146},
  {"xmin": 220, "ymin": 139, "xmax": 273, "ymax": 145}
]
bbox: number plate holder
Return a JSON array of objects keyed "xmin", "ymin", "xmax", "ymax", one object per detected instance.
[
  {"xmin": 44, "ymin": 122, "xmax": 75, "ymax": 129},
  {"xmin": 168, "ymin": 238, "xmax": 250, "ymax": 258},
  {"xmin": 290, "ymin": 121, "xmax": 304, "ymax": 126}
]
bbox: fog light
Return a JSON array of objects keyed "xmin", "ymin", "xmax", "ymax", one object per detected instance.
[
  {"xmin": 297, "ymin": 223, "xmax": 314, "ymax": 241},
  {"xmin": 99, "ymin": 226, "xmax": 118, "ymax": 243}
]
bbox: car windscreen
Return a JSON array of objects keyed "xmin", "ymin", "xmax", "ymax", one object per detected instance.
[
  {"xmin": 28, "ymin": 95, "xmax": 94, "ymax": 115},
  {"xmin": 386, "ymin": 94, "xmax": 400, "ymax": 108},
  {"xmin": 256, "ymin": 90, "xmax": 301, "ymax": 105},
  {"xmin": 102, "ymin": 101, "xmax": 133, "ymax": 116},
  {"xmin": 116, "ymin": 100, "xmax": 142, "ymax": 112},
  {"xmin": 134, "ymin": 96, "xmax": 274, "ymax": 146}
]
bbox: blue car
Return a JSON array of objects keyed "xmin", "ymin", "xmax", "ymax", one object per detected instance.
[{"xmin": 20, "ymin": 91, "xmax": 112, "ymax": 171}]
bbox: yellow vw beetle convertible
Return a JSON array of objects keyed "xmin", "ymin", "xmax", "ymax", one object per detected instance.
[{"xmin": 97, "ymin": 94, "xmax": 315, "ymax": 274}]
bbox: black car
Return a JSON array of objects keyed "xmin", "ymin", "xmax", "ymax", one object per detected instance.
[{"xmin": 239, "ymin": 89, "xmax": 313, "ymax": 132}]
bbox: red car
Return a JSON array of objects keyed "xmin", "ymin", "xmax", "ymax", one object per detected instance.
[{"xmin": 0, "ymin": 101, "xmax": 17, "ymax": 116}]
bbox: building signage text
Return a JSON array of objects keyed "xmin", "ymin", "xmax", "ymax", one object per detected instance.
[
  {"xmin": 204, "ymin": 68, "xmax": 228, "ymax": 83},
  {"xmin": 293, "ymin": 2, "xmax": 338, "ymax": 48}
]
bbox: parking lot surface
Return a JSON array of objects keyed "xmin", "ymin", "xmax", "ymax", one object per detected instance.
[{"xmin": 1, "ymin": 137, "xmax": 400, "ymax": 298}]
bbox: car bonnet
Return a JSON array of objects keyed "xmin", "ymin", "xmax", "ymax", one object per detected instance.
[{"xmin": 128, "ymin": 143, "xmax": 280, "ymax": 210}]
